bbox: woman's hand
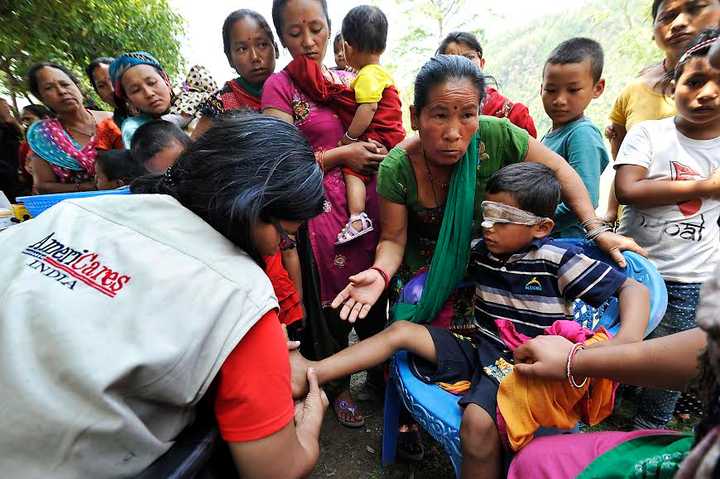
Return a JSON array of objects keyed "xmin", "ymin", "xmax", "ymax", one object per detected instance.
[
  {"xmin": 341, "ymin": 141, "xmax": 387, "ymax": 176},
  {"xmin": 513, "ymin": 335, "xmax": 575, "ymax": 381},
  {"xmin": 293, "ymin": 368, "xmax": 329, "ymax": 430},
  {"xmin": 594, "ymin": 231, "xmax": 647, "ymax": 268},
  {"xmin": 331, "ymin": 269, "xmax": 386, "ymax": 323}
]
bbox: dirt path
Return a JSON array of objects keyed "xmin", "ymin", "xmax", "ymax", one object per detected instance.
[{"xmin": 310, "ymin": 371, "xmax": 455, "ymax": 479}]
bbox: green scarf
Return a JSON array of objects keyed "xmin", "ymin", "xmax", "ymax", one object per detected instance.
[
  {"xmin": 393, "ymin": 134, "xmax": 478, "ymax": 324},
  {"xmin": 236, "ymin": 76, "xmax": 263, "ymax": 98},
  {"xmin": 578, "ymin": 433, "xmax": 693, "ymax": 478}
]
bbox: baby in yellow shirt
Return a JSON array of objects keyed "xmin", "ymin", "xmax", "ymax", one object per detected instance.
[{"xmin": 336, "ymin": 5, "xmax": 405, "ymax": 245}]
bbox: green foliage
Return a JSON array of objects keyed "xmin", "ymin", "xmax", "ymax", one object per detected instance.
[
  {"xmin": 0, "ymin": 0, "xmax": 185, "ymax": 108},
  {"xmin": 484, "ymin": 0, "xmax": 661, "ymax": 134}
]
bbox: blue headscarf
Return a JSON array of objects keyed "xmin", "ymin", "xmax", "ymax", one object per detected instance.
[{"xmin": 109, "ymin": 51, "xmax": 170, "ymax": 99}]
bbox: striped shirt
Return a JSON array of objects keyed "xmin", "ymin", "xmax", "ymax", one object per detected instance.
[{"xmin": 469, "ymin": 238, "xmax": 626, "ymax": 343}]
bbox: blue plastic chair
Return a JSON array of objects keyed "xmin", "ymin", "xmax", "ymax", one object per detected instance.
[{"xmin": 381, "ymin": 241, "xmax": 667, "ymax": 477}]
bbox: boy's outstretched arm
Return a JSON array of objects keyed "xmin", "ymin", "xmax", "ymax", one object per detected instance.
[
  {"xmin": 611, "ymin": 277, "xmax": 649, "ymax": 345},
  {"xmin": 290, "ymin": 321, "xmax": 436, "ymax": 398}
]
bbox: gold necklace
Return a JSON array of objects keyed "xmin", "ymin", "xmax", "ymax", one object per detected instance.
[
  {"xmin": 63, "ymin": 110, "xmax": 97, "ymax": 138},
  {"xmin": 422, "ymin": 149, "xmax": 449, "ymax": 208}
]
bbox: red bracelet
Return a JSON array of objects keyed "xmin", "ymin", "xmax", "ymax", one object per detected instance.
[{"xmin": 370, "ymin": 267, "xmax": 390, "ymax": 290}]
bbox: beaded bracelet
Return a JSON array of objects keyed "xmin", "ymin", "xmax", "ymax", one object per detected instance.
[
  {"xmin": 370, "ymin": 266, "xmax": 390, "ymax": 290},
  {"xmin": 566, "ymin": 343, "xmax": 588, "ymax": 388}
]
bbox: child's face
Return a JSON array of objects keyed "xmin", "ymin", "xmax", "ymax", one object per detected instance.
[
  {"xmin": 541, "ymin": 59, "xmax": 604, "ymax": 128},
  {"xmin": 95, "ymin": 164, "xmax": 122, "ymax": 191},
  {"xmin": 653, "ymin": 0, "xmax": 720, "ymax": 56},
  {"xmin": 481, "ymin": 192, "xmax": 554, "ymax": 257},
  {"xmin": 145, "ymin": 140, "xmax": 186, "ymax": 174},
  {"xmin": 442, "ymin": 41, "xmax": 485, "ymax": 72},
  {"xmin": 674, "ymin": 56, "xmax": 720, "ymax": 128},
  {"xmin": 334, "ymin": 40, "xmax": 347, "ymax": 69}
]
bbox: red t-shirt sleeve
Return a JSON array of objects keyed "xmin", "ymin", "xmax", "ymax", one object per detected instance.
[
  {"xmin": 214, "ymin": 310, "xmax": 294, "ymax": 442},
  {"xmin": 264, "ymin": 252, "xmax": 303, "ymax": 326}
]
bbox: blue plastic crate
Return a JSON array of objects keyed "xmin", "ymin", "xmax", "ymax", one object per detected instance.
[{"xmin": 17, "ymin": 187, "xmax": 131, "ymax": 218}]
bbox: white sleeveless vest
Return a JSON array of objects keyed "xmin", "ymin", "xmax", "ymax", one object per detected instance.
[{"xmin": 0, "ymin": 194, "xmax": 277, "ymax": 478}]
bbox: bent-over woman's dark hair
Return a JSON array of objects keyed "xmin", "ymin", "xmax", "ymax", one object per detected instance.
[
  {"xmin": 414, "ymin": 55, "xmax": 486, "ymax": 113},
  {"xmin": 85, "ymin": 57, "xmax": 115, "ymax": 92},
  {"xmin": 436, "ymin": 31, "xmax": 483, "ymax": 58},
  {"xmin": 272, "ymin": 0, "xmax": 331, "ymax": 43},
  {"xmin": 485, "ymin": 163, "xmax": 561, "ymax": 218},
  {"xmin": 222, "ymin": 9, "xmax": 280, "ymax": 65},
  {"xmin": 131, "ymin": 113, "xmax": 326, "ymax": 268},
  {"xmin": 27, "ymin": 62, "xmax": 83, "ymax": 101}
]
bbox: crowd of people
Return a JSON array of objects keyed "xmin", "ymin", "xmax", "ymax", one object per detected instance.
[{"xmin": 1, "ymin": 0, "xmax": 720, "ymax": 478}]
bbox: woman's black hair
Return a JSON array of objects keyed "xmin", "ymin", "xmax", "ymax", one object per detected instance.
[
  {"xmin": 436, "ymin": 31, "xmax": 483, "ymax": 58},
  {"xmin": 131, "ymin": 112, "xmax": 325, "ymax": 268},
  {"xmin": 272, "ymin": 0, "xmax": 331, "ymax": 45},
  {"xmin": 85, "ymin": 57, "xmax": 115, "ymax": 92},
  {"xmin": 652, "ymin": 0, "xmax": 664, "ymax": 20},
  {"xmin": 414, "ymin": 55, "xmax": 486, "ymax": 113},
  {"xmin": 21, "ymin": 104, "xmax": 52, "ymax": 119},
  {"xmin": 96, "ymin": 149, "xmax": 146, "ymax": 184},
  {"xmin": 222, "ymin": 9, "xmax": 280, "ymax": 67},
  {"xmin": 333, "ymin": 33, "xmax": 344, "ymax": 50},
  {"xmin": 659, "ymin": 28, "xmax": 720, "ymax": 94},
  {"xmin": 26, "ymin": 62, "xmax": 83, "ymax": 102}
]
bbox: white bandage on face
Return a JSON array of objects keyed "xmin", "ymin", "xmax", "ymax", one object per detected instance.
[{"xmin": 480, "ymin": 201, "xmax": 549, "ymax": 229}]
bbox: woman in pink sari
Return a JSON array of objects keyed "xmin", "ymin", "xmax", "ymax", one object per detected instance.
[{"xmin": 263, "ymin": 0, "xmax": 392, "ymax": 428}]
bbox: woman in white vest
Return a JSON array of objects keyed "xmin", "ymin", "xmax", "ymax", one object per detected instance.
[{"xmin": 0, "ymin": 113, "xmax": 329, "ymax": 478}]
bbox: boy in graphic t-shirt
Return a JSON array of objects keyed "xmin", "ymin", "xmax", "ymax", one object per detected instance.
[{"xmin": 335, "ymin": 5, "xmax": 404, "ymax": 245}]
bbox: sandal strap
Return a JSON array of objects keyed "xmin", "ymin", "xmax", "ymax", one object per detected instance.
[{"xmin": 334, "ymin": 398, "xmax": 359, "ymax": 414}]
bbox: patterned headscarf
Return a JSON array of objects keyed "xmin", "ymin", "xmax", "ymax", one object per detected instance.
[
  {"xmin": 169, "ymin": 65, "xmax": 218, "ymax": 117},
  {"xmin": 109, "ymin": 51, "xmax": 171, "ymax": 100}
]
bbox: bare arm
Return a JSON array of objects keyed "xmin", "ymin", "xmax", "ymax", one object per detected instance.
[
  {"xmin": 31, "ymin": 154, "xmax": 95, "ymax": 194},
  {"xmin": 524, "ymin": 137, "xmax": 646, "ymax": 266},
  {"xmin": 331, "ymin": 198, "xmax": 408, "ymax": 322},
  {"xmin": 602, "ymin": 123, "xmax": 626, "ymax": 222},
  {"xmin": 282, "ymin": 248, "xmax": 304, "ymax": 303},
  {"xmin": 611, "ymin": 277, "xmax": 649, "ymax": 345},
  {"xmin": 608, "ymin": 122, "xmax": 626, "ymax": 161},
  {"xmin": 524, "ymin": 137, "xmax": 597, "ymax": 226},
  {"xmin": 341, "ymin": 102, "xmax": 377, "ymax": 145},
  {"xmin": 615, "ymin": 164, "xmax": 719, "ymax": 207},
  {"xmin": 191, "ymin": 116, "xmax": 213, "ymax": 140},
  {"xmin": 263, "ymin": 107, "xmax": 385, "ymax": 173},
  {"xmin": 514, "ymin": 328, "xmax": 706, "ymax": 389},
  {"xmin": 229, "ymin": 368, "xmax": 327, "ymax": 479}
]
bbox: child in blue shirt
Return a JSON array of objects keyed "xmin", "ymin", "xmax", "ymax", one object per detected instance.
[{"xmin": 541, "ymin": 37, "xmax": 610, "ymax": 238}]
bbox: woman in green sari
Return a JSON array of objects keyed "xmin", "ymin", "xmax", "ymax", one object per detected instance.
[
  {"xmin": 332, "ymin": 55, "xmax": 642, "ymax": 325},
  {"xmin": 331, "ymin": 55, "xmax": 644, "ymax": 470}
]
